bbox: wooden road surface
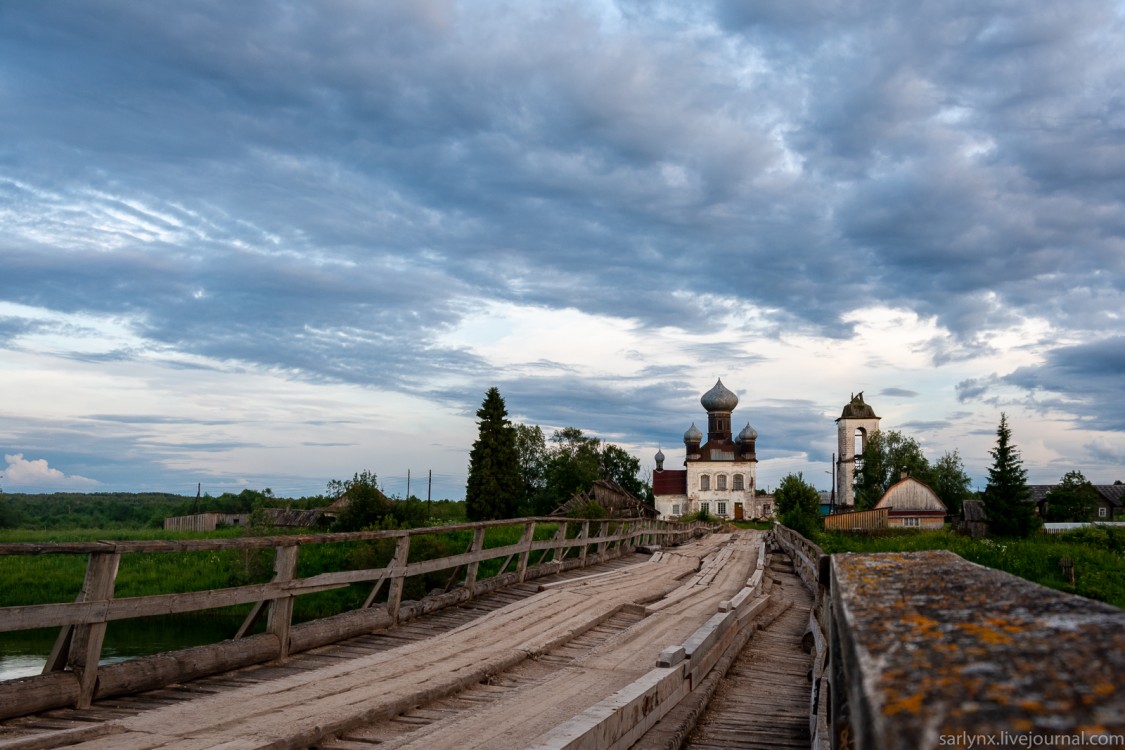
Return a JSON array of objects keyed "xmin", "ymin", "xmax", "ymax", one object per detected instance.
[
  {"xmin": 0, "ymin": 532, "xmax": 767, "ymax": 750},
  {"xmin": 683, "ymin": 553, "xmax": 814, "ymax": 750}
]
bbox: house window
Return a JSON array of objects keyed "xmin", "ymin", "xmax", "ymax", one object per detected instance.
[
  {"xmin": 717, "ymin": 502, "xmax": 728, "ymax": 516},
  {"xmin": 903, "ymin": 517, "xmax": 920, "ymax": 527},
  {"xmin": 717, "ymin": 474, "xmax": 727, "ymax": 490},
  {"xmin": 762, "ymin": 504, "xmax": 771, "ymax": 516},
  {"xmin": 1099, "ymin": 507, "xmax": 1108, "ymax": 518},
  {"xmin": 700, "ymin": 475, "xmax": 710, "ymax": 491},
  {"xmin": 672, "ymin": 504, "xmax": 681, "ymax": 516},
  {"xmin": 733, "ymin": 474, "xmax": 744, "ymax": 490},
  {"xmin": 701, "ymin": 502, "xmax": 710, "ymax": 514}
]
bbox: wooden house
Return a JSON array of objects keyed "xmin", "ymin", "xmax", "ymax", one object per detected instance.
[{"xmin": 873, "ymin": 476, "xmax": 947, "ymax": 529}]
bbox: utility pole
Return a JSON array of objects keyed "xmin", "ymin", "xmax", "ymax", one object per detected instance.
[
  {"xmin": 406, "ymin": 469, "xmax": 411, "ymax": 501},
  {"xmin": 427, "ymin": 470, "xmax": 432, "ymax": 509},
  {"xmin": 830, "ymin": 453, "xmax": 836, "ymax": 514}
]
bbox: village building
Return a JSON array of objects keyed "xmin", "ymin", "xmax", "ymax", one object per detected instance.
[
  {"xmin": 873, "ymin": 473, "xmax": 948, "ymax": 528},
  {"xmin": 1028, "ymin": 483, "xmax": 1125, "ymax": 521},
  {"xmin": 835, "ymin": 392, "xmax": 880, "ymax": 509},
  {"xmin": 652, "ymin": 379, "xmax": 773, "ymax": 521}
]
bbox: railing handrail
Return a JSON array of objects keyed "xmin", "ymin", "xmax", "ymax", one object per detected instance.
[{"xmin": 0, "ymin": 516, "xmax": 672, "ymax": 556}]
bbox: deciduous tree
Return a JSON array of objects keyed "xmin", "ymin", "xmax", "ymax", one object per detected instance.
[
  {"xmin": 853, "ymin": 430, "xmax": 930, "ymax": 509},
  {"xmin": 775, "ymin": 472, "xmax": 821, "ymax": 538},
  {"xmin": 930, "ymin": 449, "xmax": 973, "ymax": 516},
  {"xmin": 1045, "ymin": 470, "xmax": 1099, "ymax": 522}
]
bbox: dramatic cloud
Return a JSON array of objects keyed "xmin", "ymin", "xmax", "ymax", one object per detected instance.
[{"xmin": 0, "ymin": 1, "xmax": 1122, "ymax": 495}]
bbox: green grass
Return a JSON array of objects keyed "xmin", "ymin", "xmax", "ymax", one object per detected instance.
[
  {"xmin": 814, "ymin": 527, "xmax": 1125, "ymax": 609},
  {"xmin": 0, "ymin": 521, "xmax": 571, "ymax": 621}
]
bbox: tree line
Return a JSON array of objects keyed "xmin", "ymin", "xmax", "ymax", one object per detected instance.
[{"xmin": 465, "ymin": 387, "xmax": 650, "ymax": 521}]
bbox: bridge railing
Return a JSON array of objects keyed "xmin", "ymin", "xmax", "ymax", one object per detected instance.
[{"xmin": 0, "ymin": 516, "xmax": 719, "ymax": 718}]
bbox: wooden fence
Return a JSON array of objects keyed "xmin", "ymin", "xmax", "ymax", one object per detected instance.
[
  {"xmin": 822, "ymin": 506, "xmax": 888, "ymax": 532},
  {"xmin": 0, "ymin": 516, "xmax": 717, "ymax": 719}
]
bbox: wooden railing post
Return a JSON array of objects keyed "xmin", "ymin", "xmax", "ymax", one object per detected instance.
[
  {"xmin": 464, "ymin": 526, "xmax": 486, "ymax": 597},
  {"xmin": 387, "ymin": 534, "xmax": 411, "ymax": 624},
  {"xmin": 517, "ymin": 521, "xmax": 535, "ymax": 582},
  {"xmin": 45, "ymin": 551, "xmax": 120, "ymax": 708},
  {"xmin": 266, "ymin": 545, "xmax": 300, "ymax": 659},
  {"xmin": 552, "ymin": 522, "xmax": 568, "ymax": 564},
  {"xmin": 579, "ymin": 520, "xmax": 590, "ymax": 565},
  {"xmin": 597, "ymin": 521, "xmax": 609, "ymax": 562}
]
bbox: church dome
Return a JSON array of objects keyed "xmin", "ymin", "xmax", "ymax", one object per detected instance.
[
  {"xmin": 701, "ymin": 379, "xmax": 739, "ymax": 412},
  {"xmin": 684, "ymin": 423, "xmax": 702, "ymax": 443},
  {"xmin": 654, "ymin": 448, "xmax": 665, "ymax": 463},
  {"xmin": 737, "ymin": 423, "xmax": 758, "ymax": 442}
]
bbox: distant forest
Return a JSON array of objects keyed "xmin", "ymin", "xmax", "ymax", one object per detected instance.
[{"xmin": 0, "ymin": 490, "xmax": 327, "ymax": 530}]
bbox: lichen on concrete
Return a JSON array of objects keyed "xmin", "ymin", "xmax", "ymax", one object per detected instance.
[{"xmin": 832, "ymin": 550, "xmax": 1124, "ymax": 748}]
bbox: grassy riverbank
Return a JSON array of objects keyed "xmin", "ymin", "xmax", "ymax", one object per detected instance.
[{"xmin": 814, "ymin": 526, "xmax": 1125, "ymax": 609}]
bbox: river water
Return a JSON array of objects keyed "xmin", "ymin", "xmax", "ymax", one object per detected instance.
[{"xmin": 0, "ymin": 615, "xmax": 246, "ymax": 681}]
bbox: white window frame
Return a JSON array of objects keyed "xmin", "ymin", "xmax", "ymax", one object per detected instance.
[
  {"xmin": 902, "ymin": 517, "xmax": 920, "ymax": 527},
  {"xmin": 700, "ymin": 475, "xmax": 710, "ymax": 491},
  {"xmin": 717, "ymin": 501, "xmax": 727, "ymax": 516},
  {"xmin": 732, "ymin": 474, "xmax": 744, "ymax": 491},
  {"xmin": 1099, "ymin": 506, "xmax": 1108, "ymax": 518},
  {"xmin": 672, "ymin": 503, "xmax": 681, "ymax": 516},
  {"xmin": 717, "ymin": 474, "xmax": 727, "ymax": 490},
  {"xmin": 701, "ymin": 502, "xmax": 710, "ymax": 514}
]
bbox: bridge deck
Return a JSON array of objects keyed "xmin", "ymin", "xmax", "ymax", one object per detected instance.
[
  {"xmin": 1, "ymin": 533, "xmax": 764, "ymax": 750},
  {"xmin": 684, "ymin": 554, "xmax": 814, "ymax": 749}
]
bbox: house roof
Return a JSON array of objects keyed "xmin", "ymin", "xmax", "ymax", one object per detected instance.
[
  {"xmin": 1028, "ymin": 484, "xmax": 1124, "ymax": 508},
  {"xmin": 874, "ymin": 476, "xmax": 948, "ymax": 513},
  {"xmin": 962, "ymin": 500, "xmax": 988, "ymax": 522},
  {"xmin": 652, "ymin": 469, "xmax": 687, "ymax": 496}
]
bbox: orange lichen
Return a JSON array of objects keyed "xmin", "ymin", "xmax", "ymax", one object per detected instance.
[
  {"xmin": 1093, "ymin": 682, "xmax": 1115, "ymax": 697},
  {"xmin": 956, "ymin": 622, "xmax": 1013, "ymax": 646},
  {"xmin": 884, "ymin": 691, "xmax": 924, "ymax": 715}
]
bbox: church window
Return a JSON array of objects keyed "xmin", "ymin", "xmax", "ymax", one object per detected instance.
[
  {"xmin": 762, "ymin": 503, "xmax": 771, "ymax": 516},
  {"xmin": 717, "ymin": 474, "xmax": 727, "ymax": 490},
  {"xmin": 732, "ymin": 474, "xmax": 744, "ymax": 490},
  {"xmin": 672, "ymin": 504, "xmax": 681, "ymax": 516},
  {"xmin": 700, "ymin": 475, "xmax": 710, "ymax": 491},
  {"xmin": 717, "ymin": 502, "xmax": 727, "ymax": 516},
  {"xmin": 701, "ymin": 502, "xmax": 710, "ymax": 514}
]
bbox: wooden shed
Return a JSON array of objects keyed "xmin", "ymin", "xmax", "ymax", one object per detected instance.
[{"xmin": 551, "ymin": 479, "xmax": 658, "ymax": 519}]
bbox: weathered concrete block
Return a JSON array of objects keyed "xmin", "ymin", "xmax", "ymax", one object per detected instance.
[
  {"xmin": 831, "ymin": 550, "xmax": 1125, "ymax": 750},
  {"xmin": 528, "ymin": 664, "xmax": 689, "ymax": 750},
  {"xmin": 657, "ymin": 645, "xmax": 685, "ymax": 668}
]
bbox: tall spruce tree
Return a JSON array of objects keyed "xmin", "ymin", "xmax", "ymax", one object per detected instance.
[
  {"xmin": 465, "ymin": 387, "xmax": 521, "ymax": 521},
  {"xmin": 983, "ymin": 413, "xmax": 1038, "ymax": 537}
]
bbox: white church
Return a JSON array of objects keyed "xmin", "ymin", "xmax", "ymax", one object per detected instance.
[{"xmin": 652, "ymin": 379, "xmax": 773, "ymax": 521}]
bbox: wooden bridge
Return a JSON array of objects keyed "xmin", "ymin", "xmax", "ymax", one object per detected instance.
[{"xmin": 1, "ymin": 519, "xmax": 1122, "ymax": 749}]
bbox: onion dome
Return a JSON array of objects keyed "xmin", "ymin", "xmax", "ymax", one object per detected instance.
[
  {"xmin": 684, "ymin": 422, "xmax": 703, "ymax": 443},
  {"xmin": 701, "ymin": 379, "xmax": 739, "ymax": 412},
  {"xmin": 737, "ymin": 423, "xmax": 758, "ymax": 442},
  {"xmin": 654, "ymin": 448, "xmax": 665, "ymax": 471}
]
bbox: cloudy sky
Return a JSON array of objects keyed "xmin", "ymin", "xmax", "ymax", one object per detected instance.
[{"xmin": 1, "ymin": 0, "xmax": 1123, "ymax": 500}]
